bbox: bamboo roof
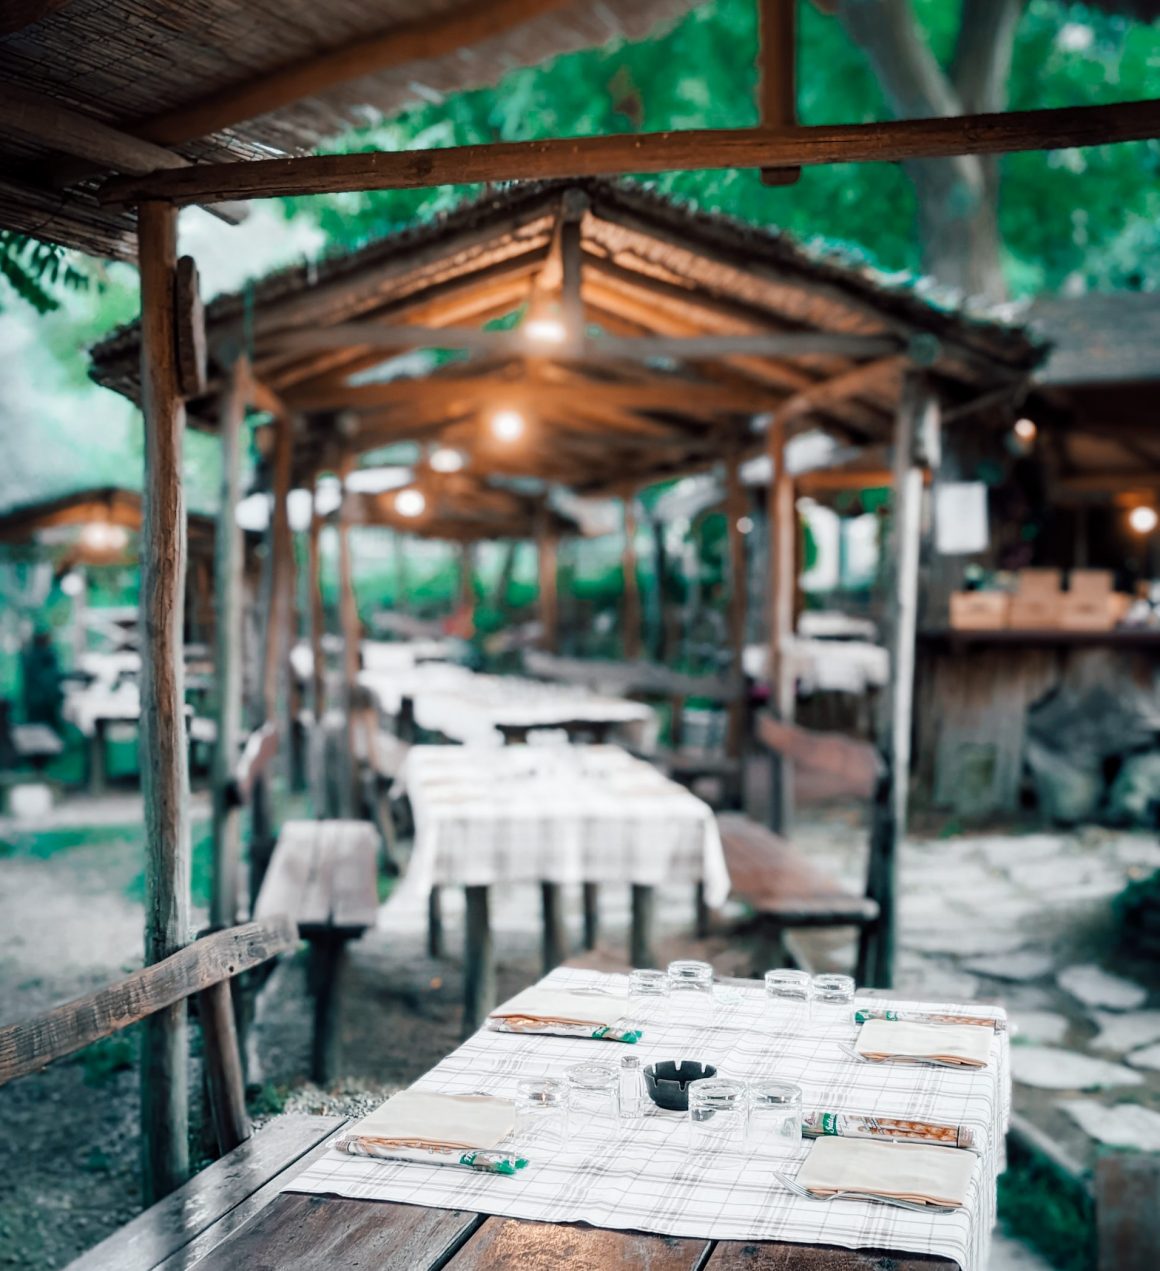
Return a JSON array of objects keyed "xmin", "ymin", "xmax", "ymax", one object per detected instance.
[
  {"xmin": 0, "ymin": 485, "xmax": 222, "ymax": 551},
  {"xmin": 0, "ymin": 0, "xmax": 695, "ymax": 259},
  {"xmin": 91, "ymin": 180, "xmax": 1045, "ymax": 497}
]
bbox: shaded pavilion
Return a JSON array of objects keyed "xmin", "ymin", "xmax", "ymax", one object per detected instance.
[{"xmin": 5, "ymin": 0, "xmax": 1156, "ymax": 1210}]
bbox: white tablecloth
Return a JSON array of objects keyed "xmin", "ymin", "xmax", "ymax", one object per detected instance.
[
  {"xmin": 61, "ymin": 685, "xmax": 140, "ymax": 736},
  {"xmin": 361, "ymin": 664, "xmax": 655, "ymax": 747},
  {"xmin": 288, "ymin": 966, "xmax": 1009, "ymax": 1271},
  {"xmin": 395, "ymin": 745, "xmax": 730, "ymax": 907}
]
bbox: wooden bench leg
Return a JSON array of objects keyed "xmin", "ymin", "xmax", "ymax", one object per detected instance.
[
  {"xmin": 307, "ymin": 934, "xmax": 348, "ymax": 1087},
  {"xmin": 89, "ymin": 721, "xmax": 106, "ymax": 796},
  {"xmin": 631, "ymin": 884, "xmax": 655, "ymax": 968},
  {"xmin": 582, "ymin": 882, "xmax": 599, "ymax": 951},
  {"xmin": 427, "ymin": 887, "xmax": 445, "ymax": 959},
  {"xmin": 541, "ymin": 882, "xmax": 565, "ymax": 973},
  {"xmin": 463, "ymin": 886, "xmax": 494, "ymax": 1039},
  {"xmin": 198, "ymin": 979, "xmax": 251, "ymax": 1155}
]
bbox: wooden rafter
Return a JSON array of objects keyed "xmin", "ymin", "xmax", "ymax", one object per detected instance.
[
  {"xmin": 0, "ymin": 0, "xmax": 72, "ymax": 37},
  {"xmin": 101, "ymin": 99, "xmax": 1160, "ymax": 205},
  {"xmin": 758, "ymin": 0, "xmax": 800, "ymax": 187}
]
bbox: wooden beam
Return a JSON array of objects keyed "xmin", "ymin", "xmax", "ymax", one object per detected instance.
[
  {"xmin": 0, "ymin": 919, "xmax": 298, "ymax": 1086},
  {"xmin": 774, "ymin": 354, "xmax": 908, "ymax": 426},
  {"xmin": 766, "ymin": 416, "xmax": 795, "ymax": 832},
  {"xmin": 559, "ymin": 191, "xmax": 586, "ymax": 344},
  {"xmin": 102, "ymin": 99, "xmax": 1160, "ymax": 205},
  {"xmin": 135, "ymin": 0, "xmax": 570, "ymax": 147},
  {"xmin": 210, "ymin": 357, "xmax": 247, "ymax": 930},
  {"xmin": 137, "ymin": 201, "xmax": 191, "ymax": 1204},
  {"xmin": 725, "ymin": 451, "xmax": 749, "ymax": 760},
  {"xmin": 758, "ymin": 0, "xmax": 800, "ymax": 186},
  {"xmin": 622, "ymin": 495, "xmax": 642, "ymax": 660}
]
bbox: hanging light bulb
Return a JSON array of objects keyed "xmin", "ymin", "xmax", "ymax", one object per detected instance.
[
  {"xmin": 524, "ymin": 315, "xmax": 567, "ymax": 344},
  {"xmin": 394, "ymin": 488, "xmax": 427, "ymax": 518},
  {"xmin": 429, "ymin": 446, "xmax": 466, "ymax": 474},
  {"xmin": 490, "ymin": 408, "xmax": 525, "ymax": 442},
  {"xmin": 1128, "ymin": 505, "xmax": 1158, "ymax": 535},
  {"xmin": 1013, "ymin": 418, "xmax": 1037, "ymax": 443}
]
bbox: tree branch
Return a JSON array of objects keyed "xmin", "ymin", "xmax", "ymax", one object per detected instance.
[{"xmin": 951, "ymin": 0, "xmax": 1024, "ymax": 114}]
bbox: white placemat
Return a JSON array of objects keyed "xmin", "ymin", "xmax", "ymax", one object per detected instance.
[{"xmin": 287, "ymin": 967, "xmax": 1009, "ymax": 1271}]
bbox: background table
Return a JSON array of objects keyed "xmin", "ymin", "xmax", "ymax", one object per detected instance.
[{"xmin": 395, "ymin": 745, "xmax": 730, "ymax": 1029}]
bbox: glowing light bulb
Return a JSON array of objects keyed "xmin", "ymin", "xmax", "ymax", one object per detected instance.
[
  {"xmin": 394, "ymin": 488, "xmax": 426, "ymax": 518},
  {"xmin": 1129, "ymin": 505, "xmax": 1158, "ymax": 534},
  {"xmin": 1013, "ymin": 418, "xmax": 1037, "ymax": 442},
  {"xmin": 429, "ymin": 446, "xmax": 466, "ymax": 474},
  {"xmin": 524, "ymin": 316, "xmax": 566, "ymax": 344},
  {"xmin": 737, "ymin": 516, "xmax": 754, "ymax": 535},
  {"xmin": 60, "ymin": 571, "xmax": 84, "ymax": 597},
  {"xmin": 490, "ymin": 408, "xmax": 525, "ymax": 442}
]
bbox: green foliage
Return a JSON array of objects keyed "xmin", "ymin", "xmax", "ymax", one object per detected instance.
[
  {"xmin": 998, "ymin": 1148, "xmax": 1096, "ymax": 1271},
  {"xmin": 246, "ymin": 1082, "xmax": 287, "ymax": 1118},
  {"xmin": 0, "ymin": 233, "xmax": 94, "ymax": 315},
  {"xmin": 77, "ymin": 1031, "xmax": 137, "ymax": 1087}
]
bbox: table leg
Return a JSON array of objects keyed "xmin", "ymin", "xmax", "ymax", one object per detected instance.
[
  {"xmin": 427, "ymin": 887, "xmax": 445, "ymax": 959},
  {"xmin": 463, "ymin": 886, "xmax": 494, "ymax": 1037},
  {"xmin": 307, "ymin": 934, "xmax": 348, "ymax": 1086},
  {"xmin": 541, "ymin": 882, "xmax": 565, "ymax": 973},
  {"xmin": 631, "ymin": 884, "xmax": 655, "ymax": 968},
  {"xmin": 89, "ymin": 719, "xmax": 106, "ymax": 796},
  {"xmin": 582, "ymin": 882, "xmax": 599, "ymax": 950},
  {"xmin": 694, "ymin": 881, "xmax": 710, "ymax": 938}
]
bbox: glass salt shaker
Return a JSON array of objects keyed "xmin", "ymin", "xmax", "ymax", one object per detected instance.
[{"xmin": 619, "ymin": 1054, "xmax": 644, "ymax": 1120}]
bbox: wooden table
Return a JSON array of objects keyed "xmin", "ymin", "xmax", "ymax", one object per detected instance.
[{"xmin": 75, "ymin": 1113, "xmax": 950, "ymax": 1270}]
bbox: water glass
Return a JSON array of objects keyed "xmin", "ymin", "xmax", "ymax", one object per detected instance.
[
  {"xmin": 688, "ymin": 1078, "xmax": 748, "ymax": 1160},
  {"xmin": 811, "ymin": 974, "xmax": 856, "ymax": 1035},
  {"xmin": 764, "ymin": 969, "xmax": 812, "ymax": 1023},
  {"xmin": 668, "ymin": 959, "xmax": 714, "ymax": 994},
  {"xmin": 629, "ymin": 968, "xmax": 671, "ymax": 998},
  {"xmin": 514, "ymin": 1077, "xmax": 569, "ymax": 1154},
  {"xmin": 746, "ymin": 1081, "xmax": 803, "ymax": 1158},
  {"xmin": 566, "ymin": 1061, "xmax": 620, "ymax": 1128}
]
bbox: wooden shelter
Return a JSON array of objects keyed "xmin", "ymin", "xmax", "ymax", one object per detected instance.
[{"xmin": 7, "ymin": 0, "xmax": 1158, "ymax": 1214}]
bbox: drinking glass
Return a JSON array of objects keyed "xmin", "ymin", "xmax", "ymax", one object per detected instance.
[
  {"xmin": 688, "ymin": 1078, "xmax": 748, "ymax": 1161},
  {"xmin": 514, "ymin": 1077, "xmax": 569, "ymax": 1154},
  {"xmin": 668, "ymin": 959, "xmax": 714, "ymax": 994},
  {"xmin": 629, "ymin": 968, "xmax": 671, "ymax": 998},
  {"xmin": 764, "ymin": 969, "xmax": 812, "ymax": 1024},
  {"xmin": 746, "ymin": 1081, "xmax": 803, "ymax": 1158},
  {"xmin": 565, "ymin": 1061, "xmax": 620, "ymax": 1129},
  {"xmin": 811, "ymin": 974, "xmax": 856, "ymax": 1035}
]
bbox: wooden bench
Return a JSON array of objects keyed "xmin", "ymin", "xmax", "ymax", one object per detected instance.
[
  {"xmin": 253, "ymin": 819, "xmax": 380, "ymax": 1085},
  {"xmin": 0, "ymin": 699, "xmax": 64, "ymax": 772},
  {"xmin": 717, "ymin": 712, "xmax": 889, "ymax": 983},
  {"xmin": 0, "ymin": 917, "xmax": 300, "ymax": 1271}
]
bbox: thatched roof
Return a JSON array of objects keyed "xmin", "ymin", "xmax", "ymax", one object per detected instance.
[
  {"xmin": 0, "ymin": 485, "xmax": 221, "ymax": 549},
  {"xmin": 0, "ymin": 0, "xmax": 695, "ymax": 259},
  {"xmin": 91, "ymin": 179, "xmax": 1044, "ymax": 497}
]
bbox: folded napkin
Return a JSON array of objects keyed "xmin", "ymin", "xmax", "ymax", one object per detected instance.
[
  {"xmin": 855, "ymin": 1018, "xmax": 992, "ymax": 1068},
  {"xmin": 488, "ymin": 985, "xmax": 641, "ymax": 1043},
  {"xmin": 335, "ymin": 1089, "xmax": 525, "ymax": 1174},
  {"xmin": 796, "ymin": 1136, "xmax": 975, "ymax": 1208}
]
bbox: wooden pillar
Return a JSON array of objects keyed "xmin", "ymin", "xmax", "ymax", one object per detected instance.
[
  {"xmin": 307, "ymin": 486, "xmax": 326, "ymax": 719},
  {"xmin": 860, "ymin": 372, "xmax": 937, "ymax": 990},
  {"xmin": 758, "ymin": 0, "xmax": 800, "ymax": 186},
  {"xmin": 537, "ymin": 513, "xmax": 559, "ymax": 653},
  {"xmin": 559, "ymin": 190, "xmax": 586, "ymax": 344},
  {"xmin": 210, "ymin": 357, "xmax": 246, "ymax": 932},
  {"xmin": 261, "ymin": 414, "xmax": 293, "ymax": 728},
  {"xmin": 725, "ymin": 451, "xmax": 749, "ymax": 766},
  {"xmin": 766, "ymin": 417, "xmax": 795, "ymax": 831},
  {"xmin": 457, "ymin": 541, "xmax": 474, "ymax": 615},
  {"xmin": 338, "ymin": 461, "xmax": 361, "ymax": 816},
  {"xmin": 137, "ymin": 201, "xmax": 191, "ymax": 1203},
  {"xmin": 622, "ymin": 494, "xmax": 642, "ymax": 660}
]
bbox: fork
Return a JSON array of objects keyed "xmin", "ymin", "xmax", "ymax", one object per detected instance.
[
  {"xmin": 773, "ymin": 1172, "xmax": 959, "ymax": 1215},
  {"xmin": 838, "ymin": 1042, "xmax": 969, "ymax": 1072}
]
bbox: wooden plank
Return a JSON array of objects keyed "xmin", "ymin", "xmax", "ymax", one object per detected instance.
[
  {"xmin": 329, "ymin": 822, "xmax": 380, "ymax": 932},
  {"xmin": 718, "ymin": 814, "xmax": 878, "ymax": 926},
  {"xmin": 253, "ymin": 829, "xmax": 314, "ymax": 928},
  {"xmin": 463, "ymin": 886, "xmax": 494, "ymax": 1037},
  {"xmin": 294, "ymin": 823, "xmax": 336, "ymax": 931},
  {"xmin": 755, "ymin": 714, "xmax": 882, "ymax": 801},
  {"xmin": 137, "ymin": 200, "xmax": 191, "ymax": 1204},
  {"xmin": 758, "ymin": 0, "xmax": 800, "ymax": 186},
  {"xmin": 705, "ymin": 1240, "xmax": 952, "ymax": 1269},
  {"xmin": 210, "ymin": 358, "xmax": 247, "ymax": 929},
  {"xmin": 68, "ymin": 1115, "xmax": 344, "ymax": 1271},
  {"xmin": 102, "ymin": 99, "xmax": 1160, "ymax": 205},
  {"xmin": 197, "ymin": 980, "xmax": 250, "ymax": 1155},
  {"xmin": 449, "ymin": 1217, "xmax": 710, "ymax": 1269},
  {"xmin": 0, "ymin": 919, "xmax": 297, "ymax": 1086},
  {"xmin": 192, "ymin": 1193, "xmax": 484, "ymax": 1271},
  {"xmin": 174, "ymin": 258, "xmax": 207, "ymax": 398}
]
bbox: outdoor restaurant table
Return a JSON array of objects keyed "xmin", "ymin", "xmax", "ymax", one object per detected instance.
[
  {"xmin": 360, "ymin": 662, "xmax": 656, "ymax": 748},
  {"xmin": 394, "ymin": 745, "xmax": 730, "ymax": 1025},
  {"xmin": 199, "ymin": 966, "xmax": 1007, "ymax": 1271}
]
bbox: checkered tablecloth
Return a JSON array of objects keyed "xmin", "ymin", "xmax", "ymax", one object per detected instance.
[
  {"xmin": 287, "ymin": 967, "xmax": 1009, "ymax": 1271},
  {"xmin": 393, "ymin": 745, "xmax": 731, "ymax": 907}
]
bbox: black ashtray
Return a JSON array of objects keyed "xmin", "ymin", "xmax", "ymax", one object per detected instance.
[{"xmin": 643, "ymin": 1060, "xmax": 717, "ymax": 1111}]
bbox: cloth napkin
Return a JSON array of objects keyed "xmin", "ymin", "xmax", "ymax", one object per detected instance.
[
  {"xmin": 335, "ymin": 1089, "xmax": 523, "ymax": 1174},
  {"xmin": 855, "ymin": 1018, "xmax": 992, "ymax": 1068},
  {"xmin": 488, "ymin": 985, "xmax": 640, "ymax": 1042},
  {"xmin": 796, "ymin": 1136, "xmax": 976, "ymax": 1208}
]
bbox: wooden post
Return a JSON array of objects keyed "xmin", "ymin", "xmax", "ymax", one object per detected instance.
[
  {"xmin": 197, "ymin": 980, "xmax": 250, "ymax": 1153},
  {"xmin": 758, "ymin": 0, "xmax": 800, "ymax": 186},
  {"xmin": 137, "ymin": 201, "xmax": 191, "ymax": 1203},
  {"xmin": 463, "ymin": 885, "xmax": 494, "ymax": 1037},
  {"xmin": 630, "ymin": 884, "xmax": 655, "ymax": 968},
  {"xmin": 766, "ymin": 417, "xmax": 795, "ymax": 831},
  {"xmin": 541, "ymin": 882, "xmax": 565, "ymax": 974},
  {"xmin": 210, "ymin": 357, "xmax": 246, "ymax": 932},
  {"xmin": 537, "ymin": 512, "xmax": 559, "ymax": 653},
  {"xmin": 307, "ymin": 485, "xmax": 326, "ymax": 719},
  {"xmin": 337, "ymin": 461, "xmax": 361, "ymax": 816},
  {"xmin": 622, "ymin": 493, "xmax": 642, "ymax": 660},
  {"xmin": 457, "ymin": 541, "xmax": 474, "ymax": 617},
  {"xmin": 724, "ymin": 451, "xmax": 749, "ymax": 771},
  {"xmin": 860, "ymin": 372, "xmax": 937, "ymax": 990},
  {"xmin": 582, "ymin": 882, "xmax": 599, "ymax": 951},
  {"xmin": 261, "ymin": 414, "xmax": 293, "ymax": 728},
  {"xmin": 559, "ymin": 191, "xmax": 585, "ymax": 344}
]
